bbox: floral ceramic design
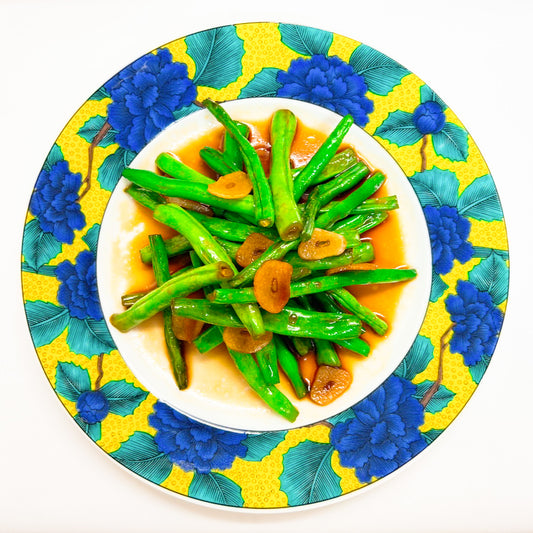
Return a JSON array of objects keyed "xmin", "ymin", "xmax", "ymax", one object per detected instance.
[{"xmin": 21, "ymin": 23, "xmax": 509, "ymax": 509}]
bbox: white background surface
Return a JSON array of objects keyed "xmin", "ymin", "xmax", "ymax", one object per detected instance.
[{"xmin": 2, "ymin": 0, "xmax": 532, "ymax": 531}]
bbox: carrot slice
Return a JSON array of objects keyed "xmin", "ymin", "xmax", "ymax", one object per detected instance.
[
  {"xmin": 326, "ymin": 262, "xmax": 378, "ymax": 275},
  {"xmin": 310, "ymin": 365, "xmax": 352, "ymax": 406},
  {"xmin": 235, "ymin": 233, "xmax": 275, "ymax": 267},
  {"xmin": 207, "ymin": 171, "xmax": 253, "ymax": 199},
  {"xmin": 298, "ymin": 228, "xmax": 347, "ymax": 260},
  {"xmin": 222, "ymin": 327, "xmax": 273, "ymax": 353},
  {"xmin": 253, "ymin": 260, "xmax": 293, "ymax": 313}
]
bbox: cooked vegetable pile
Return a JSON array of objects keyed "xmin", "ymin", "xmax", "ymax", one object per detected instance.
[{"xmin": 109, "ymin": 100, "xmax": 416, "ymax": 422}]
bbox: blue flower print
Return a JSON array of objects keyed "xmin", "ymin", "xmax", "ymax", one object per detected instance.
[
  {"xmin": 29, "ymin": 160, "xmax": 86, "ymax": 244},
  {"xmin": 331, "ymin": 375, "xmax": 427, "ymax": 483},
  {"xmin": 445, "ymin": 280, "xmax": 504, "ymax": 367},
  {"xmin": 424, "ymin": 205, "xmax": 474, "ymax": 276},
  {"xmin": 104, "ymin": 48, "xmax": 197, "ymax": 153},
  {"xmin": 149, "ymin": 402, "xmax": 247, "ymax": 474},
  {"xmin": 56, "ymin": 250, "xmax": 103, "ymax": 321},
  {"xmin": 76, "ymin": 390, "xmax": 110, "ymax": 424},
  {"xmin": 413, "ymin": 101, "xmax": 446, "ymax": 135},
  {"xmin": 277, "ymin": 55, "xmax": 374, "ymax": 127}
]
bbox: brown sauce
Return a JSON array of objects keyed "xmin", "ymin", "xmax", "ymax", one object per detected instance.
[{"xmin": 122, "ymin": 117, "xmax": 408, "ymax": 394}]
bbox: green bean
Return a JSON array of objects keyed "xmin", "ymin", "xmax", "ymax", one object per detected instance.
[
  {"xmin": 139, "ymin": 234, "xmax": 239, "ymax": 264},
  {"xmin": 311, "ymin": 292, "xmax": 371, "ymax": 356},
  {"xmin": 171, "ymin": 299, "xmax": 361, "ymax": 341},
  {"xmin": 274, "ymin": 336, "xmax": 307, "ymax": 399},
  {"xmin": 315, "ymin": 172, "xmax": 386, "ymax": 229},
  {"xmin": 209, "ymin": 268, "xmax": 413, "ymax": 305},
  {"xmin": 125, "ymin": 184, "xmax": 167, "ymax": 211},
  {"xmin": 336, "ymin": 229, "xmax": 362, "ymax": 249},
  {"xmin": 291, "ymin": 266, "xmax": 313, "ymax": 281},
  {"xmin": 122, "ymin": 167, "xmax": 256, "ymax": 220},
  {"xmin": 149, "ymin": 235, "xmax": 188, "ymax": 389},
  {"xmin": 285, "ymin": 248, "xmax": 356, "ymax": 271},
  {"xmin": 227, "ymin": 349, "xmax": 298, "ymax": 422},
  {"xmin": 193, "ymin": 325, "xmax": 224, "ymax": 353},
  {"xmin": 110, "ymin": 262, "xmax": 234, "ymax": 332},
  {"xmin": 203, "ymin": 99, "xmax": 275, "ymax": 227},
  {"xmin": 155, "ymin": 152, "xmax": 215, "ymax": 185},
  {"xmin": 298, "ymin": 296, "xmax": 340, "ymax": 367},
  {"xmin": 199, "ymin": 146, "xmax": 240, "ymax": 175},
  {"xmin": 223, "ymin": 121, "xmax": 249, "ymax": 170},
  {"xmin": 291, "ymin": 147, "xmax": 357, "ymax": 182},
  {"xmin": 263, "ymin": 306, "xmax": 361, "ymax": 340},
  {"xmin": 228, "ymin": 239, "xmax": 299, "ymax": 288},
  {"xmin": 186, "ymin": 211, "xmax": 276, "ymax": 243},
  {"xmin": 332, "ymin": 211, "xmax": 388, "ymax": 234},
  {"xmin": 291, "ymin": 336, "xmax": 313, "ymax": 356},
  {"xmin": 269, "ymin": 109, "xmax": 303, "ymax": 240},
  {"xmin": 301, "ymin": 188, "xmax": 321, "ymax": 241},
  {"xmin": 315, "ymin": 162, "xmax": 369, "ymax": 206},
  {"xmin": 293, "ymin": 114, "xmax": 354, "ymax": 201},
  {"xmin": 350, "ymin": 195, "xmax": 399, "ymax": 214},
  {"xmin": 153, "ymin": 204, "xmax": 265, "ymax": 338},
  {"xmin": 255, "ymin": 340, "xmax": 279, "ymax": 385},
  {"xmin": 330, "ymin": 288, "xmax": 388, "ymax": 335}
]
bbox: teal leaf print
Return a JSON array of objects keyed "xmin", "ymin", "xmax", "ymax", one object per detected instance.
[
  {"xmin": 349, "ymin": 44, "xmax": 410, "ymax": 96},
  {"xmin": 88, "ymin": 86, "xmax": 111, "ymax": 101},
  {"xmin": 420, "ymin": 85, "xmax": 447, "ymax": 109},
  {"xmin": 74, "ymin": 414, "xmax": 101, "ymax": 441},
  {"xmin": 66, "ymin": 317, "xmax": 116, "ymax": 357},
  {"xmin": 242, "ymin": 431, "xmax": 287, "ymax": 462},
  {"xmin": 468, "ymin": 354, "xmax": 491, "ymax": 384},
  {"xmin": 77, "ymin": 115, "xmax": 116, "ymax": 148},
  {"xmin": 25, "ymin": 301, "xmax": 69, "ymax": 347},
  {"xmin": 186, "ymin": 26, "xmax": 244, "ymax": 89},
  {"xmin": 97, "ymin": 147, "xmax": 136, "ymax": 192},
  {"xmin": 468, "ymin": 251, "xmax": 509, "ymax": 306},
  {"xmin": 22, "ymin": 219, "xmax": 62, "ymax": 272},
  {"xmin": 278, "ymin": 24, "xmax": 333, "ymax": 56},
  {"xmin": 55, "ymin": 361, "xmax": 91, "ymax": 402},
  {"xmin": 394, "ymin": 335, "xmax": 435, "ymax": 381},
  {"xmin": 110, "ymin": 431, "xmax": 173, "ymax": 485},
  {"xmin": 414, "ymin": 380, "xmax": 456, "ymax": 414},
  {"xmin": 422, "ymin": 428, "xmax": 444, "ymax": 445},
  {"xmin": 172, "ymin": 102, "xmax": 200, "ymax": 121},
  {"xmin": 472, "ymin": 246, "xmax": 509, "ymax": 261},
  {"xmin": 457, "ymin": 174, "xmax": 504, "ymax": 221},
  {"xmin": 408, "ymin": 168, "xmax": 459, "ymax": 208},
  {"xmin": 430, "ymin": 270, "xmax": 449, "ymax": 302},
  {"xmin": 431, "ymin": 122, "xmax": 469, "ymax": 162},
  {"xmin": 188, "ymin": 472, "xmax": 244, "ymax": 507},
  {"xmin": 327, "ymin": 408, "xmax": 356, "ymax": 426},
  {"xmin": 43, "ymin": 143, "xmax": 64, "ymax": 172},
  {"xmin": 239, "ymin": 68, "xmax": 283, "ymax": 98},
  {"xmin": 279, "ymin": 441, "xmax": 341, "ymax": 505},
  {"xmin": 82, "ymin": 223, "xmax": 100, "ymax": 253},
  {"xmin": 99, "ymin": 380, "xmax": 148, "ymax": 417},
  {"xmin": 374, "ymin": 110, "xmax": 423, "ymax": 147}
]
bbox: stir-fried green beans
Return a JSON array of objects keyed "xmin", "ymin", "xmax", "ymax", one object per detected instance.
[{"xmin": 113, "ymin": 106, "xmax": 420, "ymax": 421}]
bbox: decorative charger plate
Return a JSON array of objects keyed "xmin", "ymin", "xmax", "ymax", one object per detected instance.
[{"xmin": 22, "ymin": 22, "xmax": 509, "ymax": 509}]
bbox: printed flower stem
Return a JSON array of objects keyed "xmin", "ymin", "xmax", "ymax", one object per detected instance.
[
  {"xmin": 420, "ymin": 323, "xmax": 455, "ymax": 408},
  {"xmin": 94, "ymin": 353, "xmax": 105, "ymax": 390},
  {"xmin": 420, "ymin": 134, "xmax": 429, "ymax": 173},
  {"xmin": 80, "ymin": 121, "xmax": 112, "ymax": 200}
]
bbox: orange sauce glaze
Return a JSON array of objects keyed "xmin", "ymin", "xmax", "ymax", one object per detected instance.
[{"xmin": 122, "ymin": 117, "xmax": 408, "ymax": 393}]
